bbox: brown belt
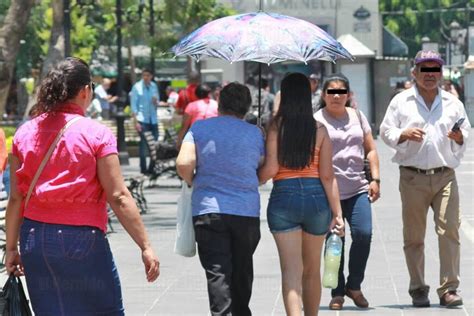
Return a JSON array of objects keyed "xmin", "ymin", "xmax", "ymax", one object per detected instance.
[{"xmin": 401, "ymin": 166, "xmax": 450, "ymax": 175}]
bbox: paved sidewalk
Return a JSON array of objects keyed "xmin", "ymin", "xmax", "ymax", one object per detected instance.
[
  {"xmin": 3, "ymin": 136, "xmax": 473, "ymax": 315},
  {"xmin": 111, "ymin": 135, "xmax": 473, "ymax": 315}
]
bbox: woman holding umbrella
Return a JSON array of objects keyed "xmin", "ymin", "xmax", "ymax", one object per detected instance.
[{"xmin": 259, "ymin": 73, "xmax": 344, "ymax": 315}]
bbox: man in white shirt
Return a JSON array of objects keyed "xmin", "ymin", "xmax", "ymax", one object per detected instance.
[
  {"xmin": 94, "ymin": 78, "xmax": 118, "ymax": 119},
  {"xmin": 380, "ymin": 50, "xmax": 470, "ymax": 308}
]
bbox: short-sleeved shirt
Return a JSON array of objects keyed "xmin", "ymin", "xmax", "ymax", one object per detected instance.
[
  {"xmin": 183, "ymin": 116, "xmax": 265, "ymax": 217},
  {"xmin": 314, "ymin": 108, "xmax": 371, "ymax": 200},
  {"xmin": 184, "ymin": 98, "xmax": 218, "ymax": 125},
  {"xmin": 12, "ymin": 103, "xmax": 118, "ymax": 232}
]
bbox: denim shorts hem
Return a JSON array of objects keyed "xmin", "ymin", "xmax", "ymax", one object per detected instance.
[
  {"xmin": 270, "ymin": 226, "xmax": 302, "ymax": 234},
  {"xmin": 302, "ymin": 228, "xmax": 329, "ymax": 237}
]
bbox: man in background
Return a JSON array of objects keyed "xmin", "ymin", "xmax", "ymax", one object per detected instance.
[
  {"xmin": 94, "ymin": 78, "xmax": 118, "ymax": 119},
  {"xmin": 175, "ymin": 71, "xmax": 200, "ymax": 115},
  {"xmin": 309, "ymin": 73, "xmax": 322, "ymax": 113},
  {"xmin": 131, "ymin": 68, "xmax": 160, "ymax": 174}
]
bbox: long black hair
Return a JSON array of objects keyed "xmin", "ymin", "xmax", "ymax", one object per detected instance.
[
  {"xmin": 274, "ymin": 73, "xmax": 316, "ymax": 169},
  {"xmin": 318, "ymin": 73, "xmax": 352, "ymax": 109},
  {"xmin": 33, "ymin": 57, "xmax": 91, "ymax": 115}
]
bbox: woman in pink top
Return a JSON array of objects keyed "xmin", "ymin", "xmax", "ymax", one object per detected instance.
[
  {"xmin": 5, "ymin": 58, "xmax": 159, "ymax": 315},
  {"xmin": 176, "ymin": 84, "xmax": 218, "ymax": 147}
]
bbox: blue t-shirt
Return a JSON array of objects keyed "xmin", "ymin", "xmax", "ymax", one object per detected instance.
[{"xmin": 183, "ymin": 116, "xmax": 265, "ymax": 217}]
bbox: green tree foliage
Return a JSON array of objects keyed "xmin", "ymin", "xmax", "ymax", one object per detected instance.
[
  {"xmin": 380, "ymin": 0, "xmax": 473, "ymax": 56},
  {"xmin": 15, "ymin": 0, "xmax": 99, "ymax": 79},
  {"xmin": 0, "ymin": 1, "xmax": 11, "ymax": 24},
  {"xmin": 163, "ymin": 0, "xmax": 235, "ymax": 34},
  {"xmin": 11, "ymin": 0, "xmax": 236, "ymax": 81},
  {"xmin": 99, "ymin": 0, "xmax": 236, "ymax": 58}
]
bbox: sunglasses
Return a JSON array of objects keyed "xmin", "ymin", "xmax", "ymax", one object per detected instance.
[
  {"xmin": 420, "ymin": 67, "xmax": 441, "ymax": 73},
  {"xmin": 89, "ymin": 81, "xmax": 96, "ymax": 92},
  {"xmin": 326, "ymin": 89, "xmax": 348, "ymax": 95}
]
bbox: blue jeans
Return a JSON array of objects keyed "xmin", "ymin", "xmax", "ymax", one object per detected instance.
[
  {"xmin": 3, "ymin": 163, "xmax": 10, "ymax": 196},
  {"xmin": 20, "ymin": 219, "xmax": 124, "ymax": 315},
  {"xmin": 330, "ymin": 192, "xmax": 372, "ymax": 296},
  {"xmin": 138, "ymin": 122, "xmax": 158, "ymax": 174},
  {"xmin": 267, "ymin": 178, "xmax": 332, "ymax": 236}
]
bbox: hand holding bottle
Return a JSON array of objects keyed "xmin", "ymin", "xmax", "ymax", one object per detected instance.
[
  {"xmin": 329, "ymin": 215, "xmax": 344, "ymax": 237},
  {"xmin": 323, "ymin": 233, "xmax": 343, "ymax": 289}
]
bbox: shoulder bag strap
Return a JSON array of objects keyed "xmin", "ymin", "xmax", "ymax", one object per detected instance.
[
  {"xmin": 24, "ymin": 116, "xmax": 82, "ymax": 209},
  {"xmin": 355, "ymin": 109, "xmax": 368, "ymax": 158},
  {"xmin": 355, "ymin": 109, "xmax": 364, "ymax": 132}
]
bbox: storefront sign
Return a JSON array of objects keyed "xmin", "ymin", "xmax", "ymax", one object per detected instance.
[{"xmin": 228, "ymin": 0, "xmax": 338, "ymax": 12}]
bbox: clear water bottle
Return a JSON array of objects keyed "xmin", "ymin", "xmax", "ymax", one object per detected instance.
[{"xmin": 322, "ymin": 233, "xmax": 342, "ymax": 289}]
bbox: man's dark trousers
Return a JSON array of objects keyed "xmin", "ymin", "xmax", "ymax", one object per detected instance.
[{"xmin": 138, "ymin": 122, "xmax": 158, "ymax": 174}]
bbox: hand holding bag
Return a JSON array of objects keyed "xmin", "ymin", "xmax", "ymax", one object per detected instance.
[
  {"xmin": 0, "ymin": 274, "xmax": 32, "ymax": 316},
  {"xmin": 174, "ymin": 182, "xmax": 196, "ymax": 257},
  {"xmin": 1, "ymin": 117, "xmax": 82, "ymax": 315}
]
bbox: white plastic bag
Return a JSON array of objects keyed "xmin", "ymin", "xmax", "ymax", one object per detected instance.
[{"xmin": 174, "ymin": 183, "xmax": 196, "ymax": 257}]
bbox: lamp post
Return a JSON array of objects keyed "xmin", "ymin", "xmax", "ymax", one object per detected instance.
[
  {"xmin": 149, "ymin": 0, "xmax": 155, "ymax": 75},
  {"xmin": 469, "ymin": 24, "xmax": 474, "ymax": 56},
  {"xmin": 63, "ymin": 0, "xmax": 96, "ymax": 58},
  {"xmin": 421, "ymin": 36, "xmax": 439, "ymax": 52},
  {"xmin": 64, "ymin": 0, "xmax": 71, "ymax": 57},
  {"xmin": 449, "ymin": 20, "xmax": 461, "ymax": 77},
  {"xmin": 115, "ymin": 0, "xmax": 129, "ymax": 165}
]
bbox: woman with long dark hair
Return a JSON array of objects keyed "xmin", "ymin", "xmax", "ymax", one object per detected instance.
[
  {"xmin": 5, "ymin": 57, "xmax": 159, "ymax": 315},
  {"xmin": 259, "ymin": 73, "xmax": 344, "ymax": 316},
  {"xmin": 314, "ymin": 73, "xmax": 380, "ymax": 310}
]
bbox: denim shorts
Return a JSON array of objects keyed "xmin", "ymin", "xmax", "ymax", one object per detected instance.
[
  {"xmin": 20, "ymin": 218, "xmax": 124, "ymax": 316},
  {"xmin": 267, "ymin": 178, "xmax": 332, "ymax": 236}
]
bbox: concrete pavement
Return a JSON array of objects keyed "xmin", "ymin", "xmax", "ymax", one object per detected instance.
[
  {"xmin": 2, "ymin": 135, "xmax": 473, "ymax": 315},
  {"xmin": 112, "ymin": 134, "xmax": 473, "ymax": 315}
]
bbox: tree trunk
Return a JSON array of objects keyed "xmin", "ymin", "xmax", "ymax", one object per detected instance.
[
  {"xmin": 40, "ymin": 0, "xmax": 65, "ymax": 79},
  {"xmin": 0, "ymin": 0, "xmax": 36, "ymax": 115},
  {"xmin": 127, "ymin": 43, "xmax": 136, "ymax": 84}
]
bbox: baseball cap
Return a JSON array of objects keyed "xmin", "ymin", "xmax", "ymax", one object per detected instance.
[
  {"xmin": 414, "ymin": 50, "xmax": 444, "ymax": 66},
  {"xmin": 308, "ymin": 73, "xmax": 320, "ymax": 81}
]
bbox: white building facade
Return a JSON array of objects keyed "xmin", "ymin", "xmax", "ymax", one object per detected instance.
[{"xmin": 199, "ymin": 0, "xmax": 383, "ymax": 122}]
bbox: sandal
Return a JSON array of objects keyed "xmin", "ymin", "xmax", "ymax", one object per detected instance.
[{"xmin": 329, "ymin": 296, "xmax": 345, "ymax": 310}]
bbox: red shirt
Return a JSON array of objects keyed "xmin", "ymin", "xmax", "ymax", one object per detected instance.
[
  {"xmin": 12, "ymin": 103, "xmax": 118, "ymax": 232},
  {"xmin": 175, "ymin": 84, "xmax": 199, "ymax": 114}
]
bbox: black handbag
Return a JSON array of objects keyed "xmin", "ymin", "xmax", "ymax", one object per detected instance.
[
  {"xmin": 0, "ymin": 274, "xmax": 32, "ymax": 316},
  {"xmin": 355, "ymin": 110, "xmax": 372, "ymax": 182},
  {"xmin": 363, "ymin": 158, "xmax": 372, "ymax": 182}
]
